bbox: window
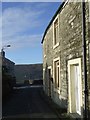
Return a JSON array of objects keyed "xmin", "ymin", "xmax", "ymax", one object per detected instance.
[
  {"xmin": 54, "ymin": 19, "xmax": 58, "ymax": 45},
  {"xmin": 53, "ymin": 58, "xmax": 60, "ymax": 89},
  {"xmin": 53, "ymin": 16, "xmax": 59, "ymax": 48}
]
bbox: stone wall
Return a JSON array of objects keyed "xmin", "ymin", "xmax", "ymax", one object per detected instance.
[{"xmin": 43, "ymin": 1, "xmax": 89, "ymax": 114}]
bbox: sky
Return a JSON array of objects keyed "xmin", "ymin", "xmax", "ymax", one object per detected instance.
[{"xmin": 1, "ymin": 1, "xmax": 61, "ymax": 64}]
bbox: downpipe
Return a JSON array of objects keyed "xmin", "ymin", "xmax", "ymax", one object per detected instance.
[{"xmin": 82, "ymin": 1, "xmax": 88, "ymax": 120}]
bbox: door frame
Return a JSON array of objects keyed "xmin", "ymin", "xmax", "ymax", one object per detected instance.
[
  {"xmin": 48, "ymin": 66, "xmax": 52, "ymax": 97},
  {"xmin": 68, "ymin": 58, "xmax": 82, "ymax": 115}
]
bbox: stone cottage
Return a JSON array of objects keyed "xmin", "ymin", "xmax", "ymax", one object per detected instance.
[
  {"xmin": 41, "ymin": 1, "xmax": 90, "ymax": 118},
  {"xmin": 1, "ymin": 50, "xmax": 15, "ymax": 78}
]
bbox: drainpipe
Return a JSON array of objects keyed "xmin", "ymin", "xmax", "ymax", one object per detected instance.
[{"xmin": 82, "ymin": 0, "xmax": 88, "ymax": 119}]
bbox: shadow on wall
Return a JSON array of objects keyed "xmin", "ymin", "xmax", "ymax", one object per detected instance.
[
  {"xmin": 43, "ymin": 63, "xmax": 53, "ymax": 94},
  {"xmin": 2, "ymin": 65, "xmax": 16, "ymax": 102},
  {"xmin": 43, "ymin": 63, "xmax": 48, "ymax": 94},
  {"xmin": 43, "ymin": 63, "xmax": 67, "ymax": 111}
]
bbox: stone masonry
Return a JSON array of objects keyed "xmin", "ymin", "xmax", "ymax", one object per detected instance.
[{"xmin": 42, "ymin": 1, "xmax": 90, "ymax": 118}]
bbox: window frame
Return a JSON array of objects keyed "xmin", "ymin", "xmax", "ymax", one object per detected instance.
[
  {"xmin": 68, "ymin": 58, "xmax": 82, "ymax": 115},
  {"xmin": 53, "ymin": 57, "xmax": 60, "ymax": 93},
  {"xmin": 48, "ymin": 66, "xmax": 52, "ymax": 97},
  {"xmin": 53, "ymin": 15, "xmax": 59, "ymax": 49}
]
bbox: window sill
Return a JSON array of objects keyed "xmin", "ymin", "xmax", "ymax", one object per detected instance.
[{"xmin": 53, "ymin": 42, "xmax": 59, "ymax": 49}]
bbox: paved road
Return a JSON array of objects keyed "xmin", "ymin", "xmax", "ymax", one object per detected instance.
[{"xmin": 2, "ymin": 85, "xmax": 59, "ymax": 119}]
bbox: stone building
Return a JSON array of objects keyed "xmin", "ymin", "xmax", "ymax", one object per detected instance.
[
  {"xmin": 0, "ymin": 50, "xmax": 15, "ymax": 78},
  {"xmin": 42, "ymin": 1, "xmax": 90, "ymax": 118},
  {"xmin": 0, "ymin": 50, "xmax": 16, "ymax": 98}
]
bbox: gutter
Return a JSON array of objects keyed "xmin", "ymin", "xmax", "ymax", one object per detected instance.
[{"xmin": 82, "ymin": 1, "xmax": 88, "ymax": 119}]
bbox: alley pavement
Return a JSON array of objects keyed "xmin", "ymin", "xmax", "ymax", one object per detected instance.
[{"xmin": 2, "ymin": 85, "xmax": 61, "ymax": 119}]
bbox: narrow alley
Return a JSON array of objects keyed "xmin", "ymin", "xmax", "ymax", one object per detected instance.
[
  {"xmin": 2, "ymin": 85, "xmax": 60, "ymax": 119},
  {"xmin": 1, "ymin": 1, "xmax": 90, "ymax": 120}
]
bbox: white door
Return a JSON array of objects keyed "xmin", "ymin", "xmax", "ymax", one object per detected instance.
[
  {"xmin": 75, "ymin": 65, "xmax": 81, "ymax": 115},
  {"xmin": 70, "ymin": 64, "xmax": 81, "ymax": 115},
  {"xmin": 68, "ymin": 58, "xmax": 82, "ymax": 115}
]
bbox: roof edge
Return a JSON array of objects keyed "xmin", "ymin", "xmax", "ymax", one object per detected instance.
[
  {"xmin": 4, "ymin": 57, "xmax": 15, "ymax": 64},
  {"xmin": 15, "ymin": 63, "xmax": 43, "ymax": 66},
  {"xmin": 41, "ymin": 1, "xmax": 66, "ymax": 44}
]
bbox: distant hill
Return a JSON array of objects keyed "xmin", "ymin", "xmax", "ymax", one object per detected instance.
[{"xmin": 15, "ymin": 63, "xmax": 43, "ymax": 84}]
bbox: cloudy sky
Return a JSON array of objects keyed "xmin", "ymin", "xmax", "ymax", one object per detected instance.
[{"xmin": 1, "ymin": 2, "xmax": 61, "ymax": 64}]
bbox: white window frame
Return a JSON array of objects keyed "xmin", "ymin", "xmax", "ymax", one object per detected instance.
[
  {"xmin": 68, "ymin": 58, "xmax": 82, "ymax": 115},
  {"xmin": 48, "ymin": 66, "xmax": 52, "ymax": 75},
  {"xmin": 48, "ymin": 66, "xmax": 52, "ymax": 84},
  {"xmin": 53, "ymin": 57, "xmax": 60, "ymax": 94},
  {"xmin": 48, "ymin": 66, "xmax": 52, "ymax": 96},
  {"xmin": 53, "ymin": 15, "xmax": 59, "ymax": 49}
]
